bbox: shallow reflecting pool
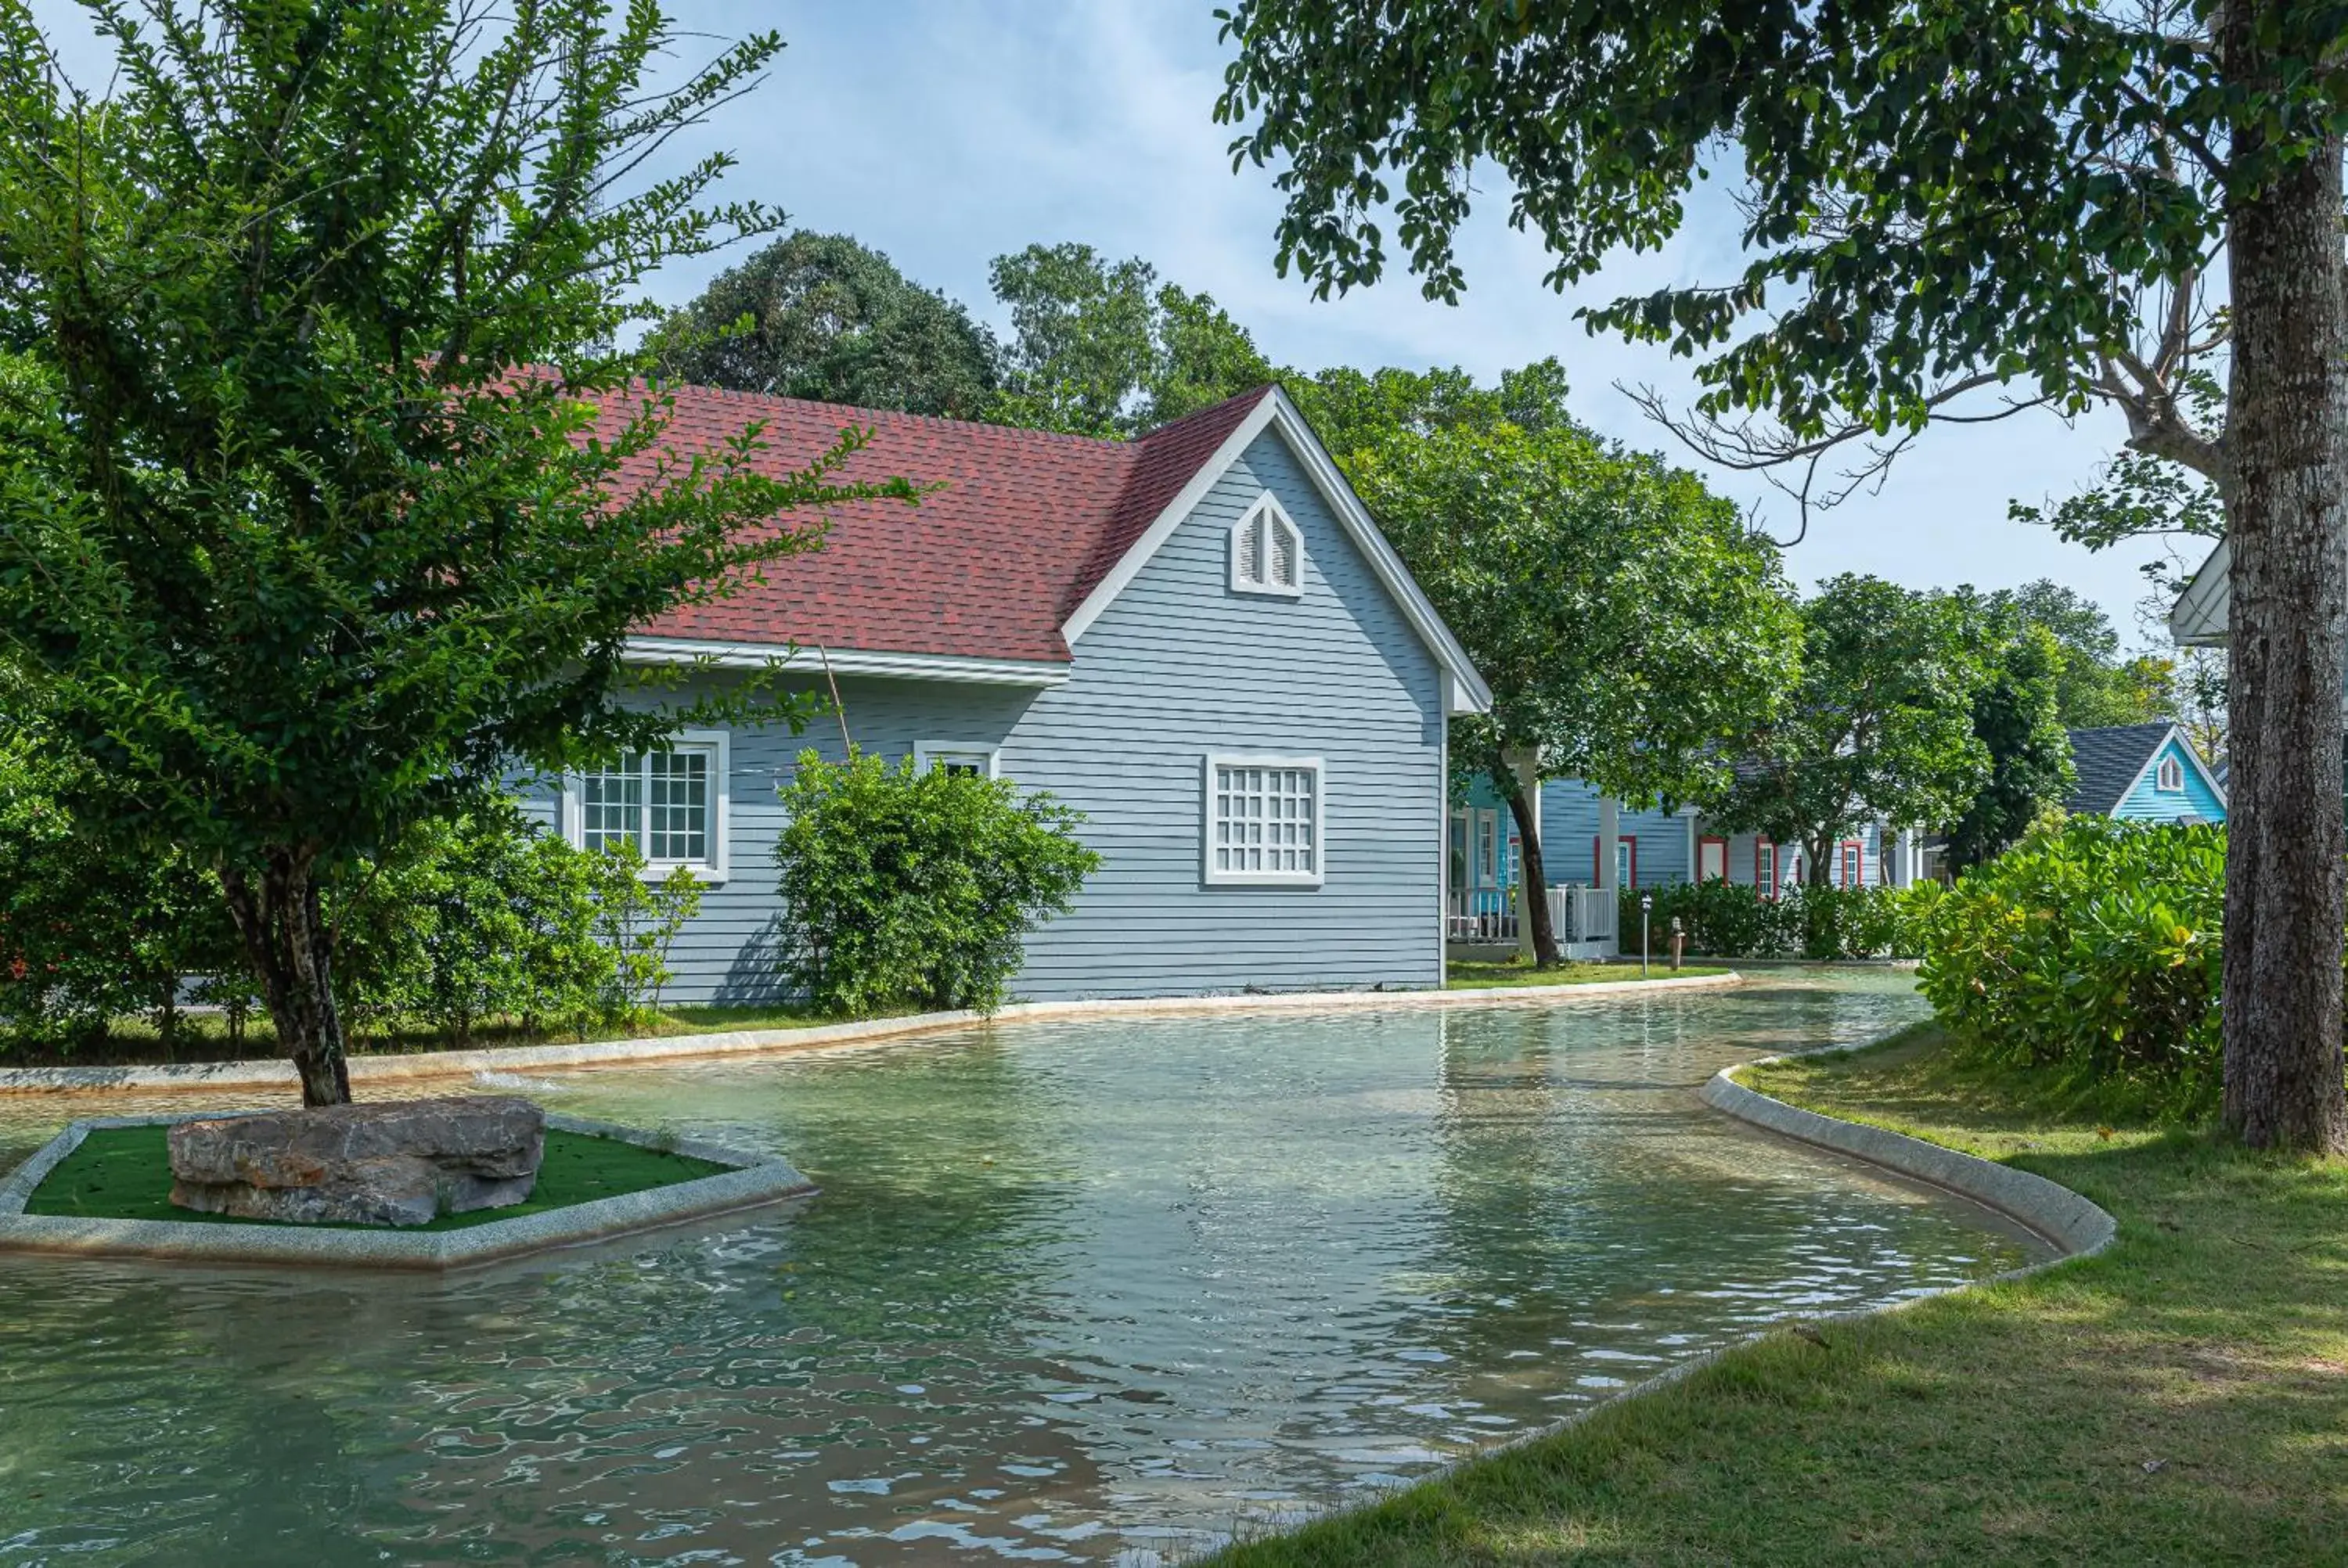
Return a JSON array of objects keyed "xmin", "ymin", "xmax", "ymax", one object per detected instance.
[{"xmin": 0, "ymin": 969, "xmax": 2045, "ymax": 1565}]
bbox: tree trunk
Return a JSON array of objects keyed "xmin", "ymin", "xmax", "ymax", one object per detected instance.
[
  {"xmin": 2217, "ymin": 27, "xmax": 2348, "ymax": 1154},
  {"xmin": 1806, "ymin": 833, "xmax": 1833, "ymax": 888},
  {"xmin": 1504, "ymin": 782, "xmax": 1561, "ymax": 967},
  {"xmin": 220, "ymin": 848, "xmax": 354, "ymax": 1108}
]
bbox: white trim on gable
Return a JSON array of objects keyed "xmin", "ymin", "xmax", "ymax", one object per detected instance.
[
  {"xmin": 1059, "ymin": 387, "xmax": 1494, "ymax": 716},
  {"xmin": 2168, "ymin": 539, "xmax": 2230, "ymax": 648},
  {"xmin": 2114, "ymin": 725, "xmax": 2227, "ymax": 810}
]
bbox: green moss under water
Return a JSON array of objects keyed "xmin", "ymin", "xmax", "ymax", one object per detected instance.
[{"xmin": 23, "ymin": 1123, "xmax": 727, "ymax": 1231}]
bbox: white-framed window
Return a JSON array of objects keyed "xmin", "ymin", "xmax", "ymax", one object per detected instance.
[
  {"xmin": 913, "ymin": 741, "xmax": 1000, "ymax": 779},
  {"xmin": 564, "ymin": 728, "xmax": 729, "ymax": 879},
  {"xmin": 1230, "ymin": 492, "xmax": 1304, "ymax": 598},
  {"xmin": 1202, "ymin": 753, "xmax": 1323, "ymax": 887},
  {"xmin": 2155, "ymin": 754, "xmax": 2184, "ymax": 792}
]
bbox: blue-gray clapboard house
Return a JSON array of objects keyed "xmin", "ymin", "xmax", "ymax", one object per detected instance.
[
  {"xmin": 2064, "ymin": 723, "xmax": 2227, "ymax": 825},
  {"xmin": 523, "ymin": 382, "xmax": 1491, "ymax": 1003}
]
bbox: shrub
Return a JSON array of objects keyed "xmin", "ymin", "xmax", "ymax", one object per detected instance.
[
  {"xmin": 1622, "ymin": 878, "xmax": 1933, "ymax": 960},
  {"xmin": 776, "ymin": 750, "xmax": 1100, "ymax": 1016},
  {"xmin": 1915, "ymin": 816, "xmax": 2225, "ymax": 1118}
]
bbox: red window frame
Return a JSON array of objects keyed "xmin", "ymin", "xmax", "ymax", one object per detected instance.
[
  {"xmin": 1591, "ymin": 834, "xmax": 1640, "ymax": 888},
  {"xmin": 1698, "ymin": 834, "xmax": 1729, "ymax": 883}
]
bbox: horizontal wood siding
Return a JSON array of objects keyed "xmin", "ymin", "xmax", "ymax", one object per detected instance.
[
  {"xmin": 2109, "ymin": 736, "xmax": 2228, "ymax": 823},
  {"xmin": 1007, "ymin": 429, "xmax": 1443, "ymax": 998}
]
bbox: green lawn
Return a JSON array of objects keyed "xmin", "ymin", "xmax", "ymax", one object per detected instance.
[
  {"xmin": 1210, "ymin": 1025, "xmax": 2348, "ymax": 1566},
  {"xmin": 22, "ymin": 1123, "xmax": 727, "ymax": 1231},
  {"xmin": 1446, "ymin": 960, "xmax": 1732, "ymax": 990}
]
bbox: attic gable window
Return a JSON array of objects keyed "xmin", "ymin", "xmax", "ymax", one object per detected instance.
[
  {"xmin": 1230, "ymin": 492, "xmax": 1304, "ymax": 598},
  {"xmin": 2156, "ymin": 755, "xmax": 2184, "ymax": 792}
]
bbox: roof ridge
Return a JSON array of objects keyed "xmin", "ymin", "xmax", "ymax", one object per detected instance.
[{"xmin": 642, "ymin": 375, "xmax": 1132, "ymax": 448}]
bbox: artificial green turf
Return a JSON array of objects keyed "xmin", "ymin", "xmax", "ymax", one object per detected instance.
[
  {"xmin": 1446, "ymin": 959, "xmax": 1732, "ymax": 990},
  {"xmin": 1209, "ymin": 1024, "xmax": 2348, "ymax": 1567},
  {"xmin": 23, "ymin": 1124, "xmax": 729, "ymax": 1231}
]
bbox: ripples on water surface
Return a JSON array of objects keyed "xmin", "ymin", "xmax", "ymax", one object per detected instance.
[{"xmin": 0, "ymin": 969, "xmax": 2046, "ymax": 1565}]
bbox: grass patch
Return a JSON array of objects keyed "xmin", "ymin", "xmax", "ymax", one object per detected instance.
[
  {"xmin": 1210, "ymin": 1023, "xmax": 2348, "ymax": 1567},
  {"xmin": 1446, "ymin": 960, "xmax": 1732, "ymax": 991},
  {"xmin": 0, "ymin": 1002, "xmax": 846, "ymax": 1070},
  {"xmin": 21, "ymin": 1124, "xmax": 728, "ymax": 1232}
]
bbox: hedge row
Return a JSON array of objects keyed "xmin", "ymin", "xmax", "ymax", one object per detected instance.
[{"xmin": 1619, "ymin": 879, "xmax": 1939, "ymax": 960}]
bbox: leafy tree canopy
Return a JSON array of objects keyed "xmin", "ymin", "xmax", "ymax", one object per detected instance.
[
  {"xmin": 1945, "ymin": 623, "xmax": 2077, "ymax": 871},
  {"xmin": 650, "ymin": 230, "xmax": 1000, "ymax": 418},
  {"xmin": 1983, "ymin": 580, "xmax": 2175, "ymax": 730},
  {"xmin": 0, "ymin": 1, "xmax": 910, "ymax": 1103},
  {"xmin": 1711, "ymin": 575, "xmax": 1991, "ymax": 883}
]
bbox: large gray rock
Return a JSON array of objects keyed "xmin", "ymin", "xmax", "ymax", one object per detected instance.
[{"xmin": 169, "ymin": 1097, "xmax": 546, "ymax": 1228}]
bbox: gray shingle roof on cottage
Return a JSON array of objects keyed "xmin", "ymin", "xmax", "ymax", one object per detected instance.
[{"xmin": 2065, "ymin": 723, "xmax": 2178, "ymax": 815}]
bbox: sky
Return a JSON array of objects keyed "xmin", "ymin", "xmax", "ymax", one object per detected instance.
[{"xmin": 27, "ymin": 1, "xmax": 2185, "ymax": 642}]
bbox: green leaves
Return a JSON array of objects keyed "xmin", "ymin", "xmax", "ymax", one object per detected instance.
[
  {"xmin": 774, "ymin": 752, "xmax": 1100, "ymax": 1017},
  {"xmin": 1343, "ymin": 400, "xmax": 1799, "ymax": 807},
  {"xmin": 1915, "ymin": 816, "xmax": 2228, "ymax": 1119}
]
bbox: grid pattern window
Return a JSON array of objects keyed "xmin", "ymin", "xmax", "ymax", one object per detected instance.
[
  {"xmin": 1204, "ymin": 756, "xmax": 1323, "ymax": 886},
  {"xmin": 2156, "ymin": 755, "xmax": 2184, "ymax": 792},
  {"xmin": 1230, "ymin": 494, "xmax": 1304, "ymax": 596},
  {"xmin": 576, "ymin": 738, "xmax": 724, "ymax": 873}
]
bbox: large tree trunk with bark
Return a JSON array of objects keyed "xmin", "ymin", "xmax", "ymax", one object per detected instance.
[
  {"xmin": 220, "ymin": 847, "xmax": 354, "ymax": 1108},
  {"xmin": 1503, "ymin": 781, "xmax": 1561, "ymax": 967},
  {"xmin": 2217, "ymin": 20, "xmax": 2348, "ymax": 1154}
]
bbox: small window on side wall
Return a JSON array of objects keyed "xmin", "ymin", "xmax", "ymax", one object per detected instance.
[
  {"xmin": 1230, "ymin": 493, "xmax": 1304, "ymax": 598},
  {"xmin": 2156, "ymin": 755, "xmax": 2184, "ymax": 792},
  {"xmin": 1203, "ymin": 753, "xmax": 1323, "ymax": 886},
  {"xmin": 913, "ymin": 742, "xmax": 1001, "ymax": 780}
]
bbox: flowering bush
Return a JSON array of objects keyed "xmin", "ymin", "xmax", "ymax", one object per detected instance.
[{"xmin": 1624, "ymin": 878, "xmax": 1935, "ymax": 959}]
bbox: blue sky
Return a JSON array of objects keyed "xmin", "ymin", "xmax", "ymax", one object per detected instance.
[{"xmin": 30, "ymin": 1, "xmax": 2181, "ymax": 638}]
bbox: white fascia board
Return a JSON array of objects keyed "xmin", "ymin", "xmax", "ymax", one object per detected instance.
[
  {"xmin": 622, "ymin": 637, "xmax": 1071, "ymax": 687},
  {"xmin": 2168, "ymin": 538, "xmax": 2230, "ymax": 647},
  {"xmin": 1059, "ymin": 387, "xmax": 1496, "ymax": 716}
]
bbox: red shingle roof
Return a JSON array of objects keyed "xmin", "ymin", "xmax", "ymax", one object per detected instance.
[{"xmin": 607, "ymin": 382, "xmax": 1277, "ymax": 664}]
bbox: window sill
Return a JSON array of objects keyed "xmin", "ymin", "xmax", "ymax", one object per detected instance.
[{"xmin": 1202, "ymin": 873, "xmax": 1325, "ymax": 890}]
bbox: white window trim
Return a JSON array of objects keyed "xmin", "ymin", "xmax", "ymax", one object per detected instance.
[
  {"xmin": 2155, "ymin": 755, "xmax": 2184, "ymax": 792},
  {"xmin": 1201, "ymin": 752, "xmax": 1326, "ymax": 888},
  {"xmin": 560, "ymin": 727, "xmax": 730, "ymax": 882},
  {"xmin": 913, "ymin": 740, "xmax": 1001, "ymax": 779},
  {"xmin": 1228, "ymin": 491, "xmax": 1305, "ymax": 599}
]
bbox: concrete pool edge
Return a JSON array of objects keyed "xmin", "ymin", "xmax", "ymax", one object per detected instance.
[
  {"xmin": 1696, "ymin": 1059, "xmax": 2117, "ymax": 1257},
  {"xmin": 0, "ymin": 1111, "xmax": 817, "ymax": 1271},
  {"xmin": 0, "ymin": 970, "xmax": 1746, "ymax": 1097}
]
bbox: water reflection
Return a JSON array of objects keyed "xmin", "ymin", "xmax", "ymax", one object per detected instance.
[{"xmin": 0, "ymin": 971, "xmax": 2044, "ymax": 1564}]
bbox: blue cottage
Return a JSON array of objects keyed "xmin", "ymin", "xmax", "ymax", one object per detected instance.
[{"xmin": 2064, "ymin": 723, "xmax": 2227, "ymax": 825}]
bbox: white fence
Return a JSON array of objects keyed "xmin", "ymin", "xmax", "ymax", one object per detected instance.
[{"xmin": 1547, "ymin": 883, "xmax": 1619, "ymax": 947}]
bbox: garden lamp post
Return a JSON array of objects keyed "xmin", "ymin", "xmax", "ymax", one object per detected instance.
[{"xmin": 1640, "ymin": 894, "xmax": 1653, "ymax": 977}]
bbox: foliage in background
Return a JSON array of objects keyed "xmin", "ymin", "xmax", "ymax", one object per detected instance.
[
  {"xmin": 1356, "ymin": 415, "xmax": 1799, "ymax": 962},
  {"xmin": 0, "ymin": 2, "xmax": 910, "ymax": 1106},
  {"xmin": 649, "ymin": 231, "xmax": 1002, "ymax": 418},
  {"xmin": 1916, "ymin": 818, "xmax": 2226, "ymax": 1120},
  {"xmin": 1945, "ymin": 621, "xmax": 2076, "ymax": 872},
  {"xmin": 1709, "ymin": 575, "xmax": 1990, "ymax": 883},
  {"xmin": 1626, "ymin": 879, "xmax": 1937, "ymax": 962},
  {"xmin": 776, "ymin": 752, "xmax": 1098, "ymax": 1016}
]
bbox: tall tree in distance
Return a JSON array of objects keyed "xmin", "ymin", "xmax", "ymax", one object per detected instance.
[
  {"xmin": 1352, "ymin": 415, "xmax": 1799, "ymax": 965},
  {"xmin": 650, "ymin": 231, "xmax": 1000, "ymax": 418},
  {"xmin": 1710, "ymin": 577, "xmax": 1990, "ymax": 886},
  {"xmin": 0, "ymin": 2, "xmax": 913, "ymax": 1105},
  {"xmin": 1216, "ymin": 0, "xmax": 2348, "ymax": 1151},
  {"xmin": 989, "ymin": 242, "xmax": 1165, "ymax": 435},
  {"xmin": 1945, "ymin": 622, "xmax": 2076, "ymax": 872}
]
